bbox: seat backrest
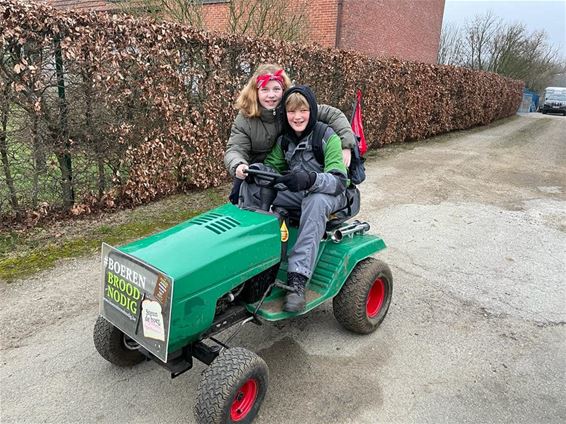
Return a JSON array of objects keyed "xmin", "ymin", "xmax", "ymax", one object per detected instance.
[{"xmin": 326, "ymin": 186, "xmax": 361, "ymax": 229}]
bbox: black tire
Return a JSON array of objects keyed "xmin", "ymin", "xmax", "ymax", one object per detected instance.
[
  {"xmin": 195, "ymin": 347, "xmax": 268, "ymax": 424},
  {"xmin": 333, "ymin": 258, "xmax": 393, "ymax": 334},
  {"xmin": 93, "ymin": 316, "xmax": 144, "ymax": 367}
]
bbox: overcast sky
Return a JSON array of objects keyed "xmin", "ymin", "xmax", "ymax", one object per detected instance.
[{"xmin": 442, "ymin": 0, "xmax": 566, "ymax": 58}]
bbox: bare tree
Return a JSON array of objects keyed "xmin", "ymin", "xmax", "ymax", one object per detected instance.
[
  {"xmin": 438, "ymin": 22, "xmax": 464, "ymax": 65},
  {"xmin": 487, "ymin": 22, "xmax": 525, "ymax": 74},
  {"xmin": 118, "ymin": 0, "xmax": 308, "ymax": 42},
  {"xmin": 548, "ymin": 65, "xmax": 566, "ymax": 86},
  {"xmin": 119, "ymin": 0, "xmax": 204, "ymax": 28},
  {"xmin": 463, "ymin": 12, "xmax": 500, "ymax": 70},
  {"xmin": 227, "ymin": 0, "xmax": 308, "ymax": 42},
  {"xmin": 438, "ymin": 12, "xmax": 565, "ymax": 91}
]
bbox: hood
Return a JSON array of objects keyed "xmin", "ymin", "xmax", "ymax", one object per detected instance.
[
  {"xmin": 281, "ymin": 85, "xmax": 318, "ymax": 141},
  {"xmin": 119, "ymin": 204, "xmax": 281, "ymax": 288}
]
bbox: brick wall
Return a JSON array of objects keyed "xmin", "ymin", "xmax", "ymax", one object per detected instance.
[
  {"xmin": 200, "ymin": 0, "xmax": 339, "ymax": 47},
  {"xmin": 303, "ymin": 0, "xmax": 339, "ymax": 47},
  {"xmin": 338, "ymin": 0, "xmax": 445, "ymax": 63},
  {"xmin": 40, "ymin": 0, "xmax": 445, "ymax": 63},
  {"xmin": 45, "ymin": 0, "xmax": 110, "ymax": 12},
  {"xmin": 202, "ymin": 2, "xmax": 229, "ymax": 33},
  {"xmin": 183, "ymin": 0, "xmax": 445, "ymax": 63}
]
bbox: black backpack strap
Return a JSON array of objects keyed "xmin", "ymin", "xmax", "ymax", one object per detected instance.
[
  {"xmin": 311, "ymin": 122, "xmax": 328, "ymax": 167},
  {"xmin": 280, "ymin": 134, "xmax": 291, "ymax": 154}
]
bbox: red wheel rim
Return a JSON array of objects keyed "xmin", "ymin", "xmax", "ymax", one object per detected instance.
[
  {"xmin": 230, "ymin": 378, "xmax": 258, "ymax": 421},
  {"xmin": 366, "ymin": 278, "xmax": 385, "ymax": 318}
]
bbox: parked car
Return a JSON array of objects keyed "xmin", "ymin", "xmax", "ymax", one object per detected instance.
[{"xmin": 540, "ymin": 87, "xmax": 566, "ymax": 116}]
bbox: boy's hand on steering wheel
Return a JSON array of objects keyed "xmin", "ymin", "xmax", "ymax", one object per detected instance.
[{"xmin": 275, "ymin": 170, "xmax": 316, "ymax": 192}]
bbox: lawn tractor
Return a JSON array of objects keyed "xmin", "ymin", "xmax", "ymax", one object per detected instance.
[{"xmin": 93, "ymin": 169, "xmax": 393, "ymax": 423}]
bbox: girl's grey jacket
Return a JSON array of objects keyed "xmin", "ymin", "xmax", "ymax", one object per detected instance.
[{"xmin": 224, "ymin": 104, "xmax": 356, "ymax": 177}]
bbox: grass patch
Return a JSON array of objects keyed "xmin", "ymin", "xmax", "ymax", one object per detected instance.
[{"xmin": 0, "ymin": 186, "xmax": 229, "ymax": 282}]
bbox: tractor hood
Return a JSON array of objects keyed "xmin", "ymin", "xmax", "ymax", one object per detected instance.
[
  {"xmin": 119, "ymin": 203, "xmax": 281, "ymax": 297},
  {"xmin": 101, "ymin": 203, "xmax": 282, "ymax": 358}
]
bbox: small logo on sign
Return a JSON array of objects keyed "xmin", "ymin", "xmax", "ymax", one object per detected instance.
[{"xmin": 154, "ymin": 274, "xmax": 170, "ymax": 305}]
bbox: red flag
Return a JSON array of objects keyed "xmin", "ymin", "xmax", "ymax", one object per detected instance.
[{"xmin": 351, "ymin": 89, "xmax": 367, "ymax": 156}]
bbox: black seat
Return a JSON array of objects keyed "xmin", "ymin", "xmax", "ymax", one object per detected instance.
[{"xmin": 326, "ymin": 186, "xmax": 361, "ymax": 229}]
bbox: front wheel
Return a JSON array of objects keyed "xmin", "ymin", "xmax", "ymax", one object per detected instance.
[
  {"xmin": 333, "ymin": 258, "xmax": 393, "ymax": 334},
  {"xmin": 93, "ymin": 316, "xmax": 145, "ymax": 367},
  {"xmin": 195, "ymin": 347, "xmax": 268, "ymax": 424}
]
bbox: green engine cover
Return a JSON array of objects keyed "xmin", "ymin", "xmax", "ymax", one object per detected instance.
[{"xmin": 116, "ymin": 203, "xmax": 281, "ymax": 355}]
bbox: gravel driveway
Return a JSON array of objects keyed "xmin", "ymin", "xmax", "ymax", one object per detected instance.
[{"xmin": 1, "ymin": 113, "xmax": 565, "ymax": 423}]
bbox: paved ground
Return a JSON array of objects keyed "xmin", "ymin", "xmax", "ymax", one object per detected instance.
[{"xmin": 1, "ymin": 113, "xmax": 565, "ymax": 423}]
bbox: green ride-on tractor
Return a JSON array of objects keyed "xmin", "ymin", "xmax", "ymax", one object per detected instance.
[{"xmin": 93, "ymin": 168, "xmax": 393, "ymax": 423}]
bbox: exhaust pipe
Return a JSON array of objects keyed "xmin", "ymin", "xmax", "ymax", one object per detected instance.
[{"xmin": 326, "ymin": 221, "xmax": 370, "ymax": 243}]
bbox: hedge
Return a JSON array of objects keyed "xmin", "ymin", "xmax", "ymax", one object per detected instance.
[{"xmin": 0, "ymin": 0, "xmax": 523, "ymax": 224}]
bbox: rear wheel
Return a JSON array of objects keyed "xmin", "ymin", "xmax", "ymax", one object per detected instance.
[
  {"xmin": 195, "ymin": 347, "xmax": 268, "ymax": 424},
  {"xmin": 93, "ymin": 316, "xmax": 144, "ymax": 367},
  {"xmin": 333, "ymin": 258, "xmax": 393, "ymax": 334}
]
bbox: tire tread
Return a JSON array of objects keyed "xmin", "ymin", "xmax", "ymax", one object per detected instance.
[
  {"xmin": 194, "ymin": 347, "xmax": 268, "ymax": 424},
  {"xmin": 333, "ymin": 258, "xmax": 393, "ymax": 334},
  {"xmin": 93, "ymin": 316, "xmax": 144, "ymax": 367}
]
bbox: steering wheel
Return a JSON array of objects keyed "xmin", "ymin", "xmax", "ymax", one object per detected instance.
[{"xmin": 244, "ymin": 168, "xmax": 288, "ymax": 191}]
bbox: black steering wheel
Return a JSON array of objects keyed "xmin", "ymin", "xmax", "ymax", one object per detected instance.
[{"xmin": 244, "ymin": 168, "xmax": 288, "ymax": 191}]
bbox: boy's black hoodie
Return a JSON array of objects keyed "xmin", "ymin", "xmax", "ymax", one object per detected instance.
[{"xmin": 280, "ymin": 85, "xmax": 319, "ymax": 143}]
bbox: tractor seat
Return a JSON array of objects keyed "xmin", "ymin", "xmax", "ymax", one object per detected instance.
[{"xmin": 327, "ymin": 186, "xmax": 361, "ymax": 229}]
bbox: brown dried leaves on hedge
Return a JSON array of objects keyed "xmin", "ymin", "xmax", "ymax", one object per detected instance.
[{"xmin": 0, "ymin": 0, "xmax": 523, "ymax": 224}]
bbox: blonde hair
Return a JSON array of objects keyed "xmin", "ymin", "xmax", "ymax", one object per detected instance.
[
  {"xmin": 285, "ymin": 92, "xmax": 309, "ymax": 112},
  {"xmin": 235, "ymin": 64, "xmax": 292, "ymax": 118}
]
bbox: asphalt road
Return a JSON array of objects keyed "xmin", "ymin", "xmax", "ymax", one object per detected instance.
[{"xmin": 1, "ymin": 113, "xmax": 565, "ymax": 423}]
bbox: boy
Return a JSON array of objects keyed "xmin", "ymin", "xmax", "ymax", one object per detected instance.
[{"xmin": 240, "ymin": 85, "xmax": 349, "ymax": 312}]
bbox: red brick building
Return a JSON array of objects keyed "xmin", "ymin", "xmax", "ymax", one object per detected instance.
[{"xmin": 44, "ymin": 0, "xmax": 445, "ymax": 63}]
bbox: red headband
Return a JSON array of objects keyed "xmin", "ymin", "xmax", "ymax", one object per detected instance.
[{"xmin": 256, "ymin": 69, "xmax": 285, "ymax": 89}]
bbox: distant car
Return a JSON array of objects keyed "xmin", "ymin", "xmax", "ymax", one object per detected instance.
[{"xmin": 540, "ymin": 87, "xmax": 566, "ymax": 116}]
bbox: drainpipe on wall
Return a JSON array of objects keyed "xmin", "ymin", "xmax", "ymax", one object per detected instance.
[{"xmin": 335, "ymin": 0, "xmax": 344, "ymax": 49}]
